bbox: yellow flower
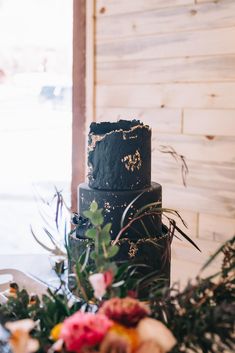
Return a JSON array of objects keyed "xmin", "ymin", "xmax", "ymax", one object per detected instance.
[
  {"xmin": 50, "ymin": 323, "xmax": 63, "ymax": 341},
  {"xmin": 108, "ymin": 323, "xmax": 139, "ymax": 352}
]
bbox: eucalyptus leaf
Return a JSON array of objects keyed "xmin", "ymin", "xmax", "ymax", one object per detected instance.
[
  {"xmin": 83, "ymin": 210, "xmax": 93, "ymax": 219},
  {"xmin": 103, "ymin": 223, "xmax": 112, "ymax": 233},
  {"xmin": 90, "ymin": 200, "xmax": 98, "ymax": 212},
  {"xmin": 90, "ymin": 210, "xmax": 104, "ymax": 226},
  {"xmin": 107, "ymin": 245, "xmax": 119, "ymax": 258},
  {"xmin": 85, "ymin": 228, "xmax": 97, "ymax": 240},
  {"xmin": 100, "ymin": 232, "xmax": 110, "ymax": 245}
]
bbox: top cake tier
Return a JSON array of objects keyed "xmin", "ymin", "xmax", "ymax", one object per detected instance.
[{"xmin": 88, "ymin": 119, "xmax": 151, "ymax": 190}]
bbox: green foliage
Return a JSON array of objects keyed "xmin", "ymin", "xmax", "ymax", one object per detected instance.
[
  {"xmin": 84, "ymin": 201, "xmax": 118, "ymax": 269},
  {"xmin": 1, "ymin": 197, "xmax": 234, "ymax": 353},
  {"xmin": 0, "ymin": 287, "xmax": 84, "ymax": 353},
  {"xmin": 149, "ymin": 236, "xmax": 235, "ymax": 353}
]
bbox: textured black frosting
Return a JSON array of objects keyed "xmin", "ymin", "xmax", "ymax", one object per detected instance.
[
  {"xmin": 88, "ymin": 120, "xmax": 151, "ymax": 190},
  {"xmin": 68, "ymin": 119, "xmax": 171, "ymax": 294},
  {"xmin": 79, "ymin": 182, "xmax": 162, "ymax": 240}
]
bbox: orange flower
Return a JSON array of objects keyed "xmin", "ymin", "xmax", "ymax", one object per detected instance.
[
  {"xmin": 107, "ymin": 323, "xmax": 139, "ymax": 352},
  {"xmin": 100, "ymin": 331, "xmax": 131, "ymax": 353}
]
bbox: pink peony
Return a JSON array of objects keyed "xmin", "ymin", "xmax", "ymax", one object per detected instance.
[
  {"xmin": 89, "ymin": 271, "xmax": 113, "ymax": 299},
  {"xmin": 98, "ymin": 297, "xmax": 150, "ymax": 327},
  {"xmin": 60, "ymin": 312, "xmax": 113, "ymax": 352}
]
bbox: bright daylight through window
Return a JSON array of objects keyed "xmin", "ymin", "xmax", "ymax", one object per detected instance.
[{"xmin": 0, "ymin": 0, "xmax": 72, "ymax": 254}]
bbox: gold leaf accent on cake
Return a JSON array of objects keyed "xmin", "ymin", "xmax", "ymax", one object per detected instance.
[
  {"xmin": 115, "ymin": 234, "xmax": 168, "ymax": 259},
  {"xmin": 128, "ymin": 243, "xmax": 138, "ymax": 258},
  {"xmin": 121, "ymin": 150, "xmax": 142, "ymax": 172}
]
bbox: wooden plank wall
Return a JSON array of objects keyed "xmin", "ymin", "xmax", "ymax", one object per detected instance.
[{"xmin": 91, "ymin": 0, "xmax": 235, "ymax": 277}]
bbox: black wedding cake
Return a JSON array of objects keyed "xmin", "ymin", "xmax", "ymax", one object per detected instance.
[{"xmin": 69, "ymin": 120, "xmax": 171, "ymax": 291}]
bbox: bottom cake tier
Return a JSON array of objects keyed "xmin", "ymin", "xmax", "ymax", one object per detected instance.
[
  {"xmin": 68, "ymin": 225, "xmax": 171, "ymax": 297},
  {"xmin": 78, "ymin": 182, "xmax": 162, "ymax": 240}
]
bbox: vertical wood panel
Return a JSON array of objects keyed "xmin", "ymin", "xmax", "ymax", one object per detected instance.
[
  {"xmin": 86, "ymin": 0, "xmax": 95, "ymax": 126},
  {"xmin": 72, "ymin": 0, "xmax": 86, "ymax": 211}
]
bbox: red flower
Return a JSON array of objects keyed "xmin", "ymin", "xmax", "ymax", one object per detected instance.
[
  {"xmin": 103, "ymin": 270, "xmax": 113, "ymax": 287},
  {"xmin": 98, "ymin": 297, "xmax": 150, "ymax": 327},
  {"xmin": 60, "ymin": 312, "xmax": 113, "ymax": 352}
]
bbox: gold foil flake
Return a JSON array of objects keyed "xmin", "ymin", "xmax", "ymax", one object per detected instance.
[
  {"xmin": 128, "ymin": 243, "xmax": 138, "ymax": 258},
  {"xmin": 116, "ymin": 234, "xmax": 169, "ymax": 259},
  {"xmin": 121, "ymin": 150, "xmax": 142, "ymax": 172},
  {"xmin": 123, "ymin": 132, "xmax": 138, "ymax": 140},
  {"xmin": 104, "ymin": 201, "xmax": 111, "ymax": 209},
  {"xmin": 88, "ymin": 134, "xmax": 106, "ymax": 152}
]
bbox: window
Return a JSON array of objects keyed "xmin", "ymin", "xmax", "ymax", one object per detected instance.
[{"xmin": 0, "ymin": 0, "xmax": 73, "ymax": 254}]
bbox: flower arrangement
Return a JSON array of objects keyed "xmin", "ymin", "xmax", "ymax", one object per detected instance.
[
  {"xmin": 57, "ymin": 298, "xmax": 176, "ymax": 353},
  {"xmin": 0, "ymin": 199, "xmax": 234, "ymax": 353}
]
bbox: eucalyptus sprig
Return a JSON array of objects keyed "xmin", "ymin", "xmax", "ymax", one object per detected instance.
[{"xmin": 83, "ymin": 201, "xmax": 119, "ymax": 271}]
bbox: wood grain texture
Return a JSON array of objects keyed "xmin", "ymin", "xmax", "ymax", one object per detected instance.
[
  {"xmin": 196, "ymin": 0, "xmax": 220, "ymax": 3},
  {"xmin": 86, "ymin": 0, "xmax": 95, "ymax": 126},
  {"xmin": 95, "ymin": 107, "xmax": 182, "ymax": 133},
  {"xmin": 152, "ymin": 158, "xmax": 235, "ymax": 193},
  {"xmin": 183, "ymin": 109, "xmax": 235, "ymax": 136},
  {"xmin": 93, "ymin": 0, "xmax": 235, "ymax": 249},
  {"xmin": 96, "ymin": 83, "xmax": 235, "ymax": 109},
  {"xmin": 165, "ymin": 209, "xmax": 199, "ymax": 238},
  {"xmin": 171, "ymin": 236, "xmax": 223, "ymax": 267},
  {"xmin": 162, "ymin": 183, "xmax": 235, "ymax": 218},
  {"xmin": 96, "ymin": 0, "xmax": 235, "ymax": 40},
  {"xmin": 96, "ymin": 27, "xmax": 235, "ymax": 62},
  {"xmin": 152, "ymin": 134, "xmax": 235, "ymax": 217},
  {"xmin": 97, "ymin": 55, "xmax": 235, "ymax": 84},
  {"xmin": 171, "ymin": 256, "xmax": 218, "ymax": 286},
  {"xmin": 199, "ymin": 213, "xmax": 235, "ymax": 241},
  {"xmin": 152, "ymin": 133, "xmax": 235, "ymax": 164},
  {"xmin": 96, "ymin": 0, "xmax": 193, "ymax": 16},
  {"xmin": 72, "ymin": 0, "xmax": 86, "ymax": 211}
]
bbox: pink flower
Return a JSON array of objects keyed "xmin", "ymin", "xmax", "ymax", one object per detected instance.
[
  {"xmin": 60, "ymin": 312, "xmax": 113, "ymax": 352},
  {"xmin": 103, "ymin": 270, "xmax": 113, "ymax": 287},
  {"xmin": 89, "ymin": 271, "xmax": 113, "ymax": 299},
  {"xmin": 99, "ymin": 297, "xmax": 150, "ymax": 327}
]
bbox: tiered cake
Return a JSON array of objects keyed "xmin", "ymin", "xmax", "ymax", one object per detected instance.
[{"xmin": 69, "ymin": 120, "xmax": 170, "ymax": 287}]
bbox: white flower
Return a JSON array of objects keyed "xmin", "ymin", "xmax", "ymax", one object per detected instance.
[
  {"xmin": 89, "ymin": 273, "xmax": 107, "ymax": 299},
  {"xmin": 137, "ymin": 318, "xmax": 176, "ymax": 352},
  {"xmin": 5, "ymin": 319, "xmax": 39, "ymax": 353}
]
